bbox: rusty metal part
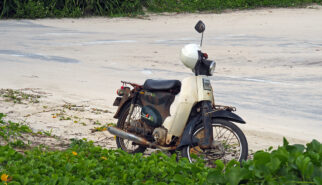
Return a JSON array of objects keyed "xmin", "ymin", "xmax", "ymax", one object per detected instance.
[
  {"xmin": 113, "ymin": 97, "xmax": 122, "ymax": 106},
  {"xmin": 108, "ymin": 127, "xmax": 177, "ymax": 150},
  {"xmin": 113, "ymin": 88, "xmax": 133, "ymax": 118},
  {"xmin": 126, "ymin": 120, "xmax": 153, "ymax": 136},
  {"xmin": 152, "ymin": 127, "xmax": 167, "ymax": 145},
  {"xmin": 121, "ymin": 81, "xmax": 142, "ymax": 89},
  {"xmin": 199, "ymin": 101, "xmax": 213, "ymax": 149},
  {"xmin": 204, "ymin": 105, "xmax": 236, "ymax": 117},
  {"xmin": 214, "ymin": 105, "xmax": 236, "ymax": 112}
]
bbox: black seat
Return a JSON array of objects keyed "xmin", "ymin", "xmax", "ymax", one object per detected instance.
[{"xmin": 143, "ymin": 79, "xmax": 181, "ymax": 94}]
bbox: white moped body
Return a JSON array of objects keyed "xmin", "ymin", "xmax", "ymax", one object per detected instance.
[{"xmin": 163, "ymin": 76, "xmax": 214, "ymax": 143}]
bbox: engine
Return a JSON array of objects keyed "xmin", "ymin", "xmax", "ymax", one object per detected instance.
[{"xmin": 152, "ymin": 127, "xmax": 167, "ymax": 145}]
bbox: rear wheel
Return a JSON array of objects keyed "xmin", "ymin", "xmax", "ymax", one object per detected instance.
[
  {"xmin": 182, "ymin": 119, "xmax": 248, "ymax": 166},
  {"xmin": 116, "ymin": 103, "xmax": 146, "ymax": 154}
]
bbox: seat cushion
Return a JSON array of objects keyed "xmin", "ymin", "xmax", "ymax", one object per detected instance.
[{"xmin": 143, "ymin": 79, "xmax": 181, "ymax": 94}]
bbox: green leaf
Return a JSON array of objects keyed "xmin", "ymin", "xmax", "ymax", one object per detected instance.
[
  {"xmin": 0, "ymin": 113, "xmax": 5, "ymax": 121},
  {"xmin": 296, "ymin": 155, "xmax": 314, "ymax": 180},
  {"xmin": 267, "ymin": 157, "xmax": 281, "ymax": 173},
  {"xmin": 226, "ymin": 160, "xmax": 240, "ymax": 169},
  {"xmin": 307, "ymin": 139, "xmax": 322, "ymax": 154},
  {"xmin": 173, "ymin": 174, "xmax": 185, "ymax": 183},
  {"xmin": 283, "ymin": 137, "xmax": 289, "ymax": 147},
  {"xmin": 156, "ymin": 182, "xmax": 168, "ymax": 185},
  {"xmin": 207, "ymin": 170, "xmax": 225, "ymax": 184},
  {"xmin": 0, "ymin": 157, "xmax": 6, "ymax": 163},
  {"xmin": 254, "ymin": 151, "xmax": 271, "ymax": 165},
  {"xmin": 59, "ymin": 176, "xmax": 70, "ymax": 185},
  {"xmin": 215, "ymin": 160, "xmax": 225, "ymax": 171},
  {"xmin": 313, "ymin": 177, "xmax": 322, "ymax": 185},
  {"xmin": 272, "ymin": 147, "xmax": 289, "ymax": 163},
  {"xmin": 225, "ymin": 167, "xmax": 248, "ymax": 185}
]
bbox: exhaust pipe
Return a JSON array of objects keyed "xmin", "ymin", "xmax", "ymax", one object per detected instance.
[{"xmin": 107, "ymin": 127, "xmax": 176, "ymax": 150}]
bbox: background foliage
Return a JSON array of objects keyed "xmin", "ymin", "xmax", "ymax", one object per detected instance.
[
  {"xmin": 0, "ymin": 0, "xmax": 143, "ymax": 18},
  {"xmin": 146, "ymin": 0, "xmax": 322, "ymax": 12},
  {"xmin": 1, "ymin": 0, "xmax": 322, "ymax": 18}
]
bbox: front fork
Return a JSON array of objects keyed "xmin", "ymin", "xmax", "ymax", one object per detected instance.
[{"xmin": 199, "ymin": 101, "xmax": 214, "ymax": 149}]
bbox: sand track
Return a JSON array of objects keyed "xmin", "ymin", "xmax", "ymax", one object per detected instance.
[{"xmin": 1, "ymin": 7, "xmax": 322, "ymax": 151}]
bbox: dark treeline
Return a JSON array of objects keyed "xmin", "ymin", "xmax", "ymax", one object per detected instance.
[
  {"xmin": 1, "ymin": 0, "xmax": 322, "ymax": 19},
  {"xmin": 0, "ymin": 0, "xmax": 143, "ymax": 18}
]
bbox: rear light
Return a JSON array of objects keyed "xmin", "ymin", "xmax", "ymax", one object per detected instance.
[
  {"xmin": 117, "ymin": 86, "xmax": 129, "ymax": 96},
  {"xmin": 203, "ymin": 53, "xmax": 208, "ymax": 59}
]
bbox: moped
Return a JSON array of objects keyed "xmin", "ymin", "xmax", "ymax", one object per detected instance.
[{"xmin": 108, "ymin": 21, "xmax": 248, "ymax": 165}]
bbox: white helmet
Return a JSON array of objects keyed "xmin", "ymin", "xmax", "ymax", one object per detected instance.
[{"xmin": 180, "ymin": 44, "xmax": 200, "ymax": 70}]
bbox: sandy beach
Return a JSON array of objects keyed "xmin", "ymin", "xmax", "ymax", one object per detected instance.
[{"xmin": 0, "ymin": 7, "xmax": 321, "ymax": 152}]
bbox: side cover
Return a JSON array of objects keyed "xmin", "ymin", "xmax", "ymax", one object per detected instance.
[{"xmin": 139, "ymin": 91, "xmax": 175, "ymax": 124}]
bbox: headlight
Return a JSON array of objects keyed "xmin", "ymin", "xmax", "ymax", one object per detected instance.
[{"xmin": 209, "ymin": 61, "xmax": 216, "ymax": 74}]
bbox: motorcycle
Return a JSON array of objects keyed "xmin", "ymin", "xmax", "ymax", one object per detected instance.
[{"xmin": 108, "ymin": 21, "xmax": 248, "ymax": 165}]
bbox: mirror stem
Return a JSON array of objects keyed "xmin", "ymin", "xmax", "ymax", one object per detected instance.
[{"xmin": 200, "ymin": 32, "xmax": 204, "ymax": 47}]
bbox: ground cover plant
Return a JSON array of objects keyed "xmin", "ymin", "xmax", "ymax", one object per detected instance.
[
  {"xmin": 0, "ymin": 113, "xmax": 321, "ymax": 185},
  {"xmin": 0, "ymin": 89, "xmax": 41, "ymax": 104},
  {"xmin": 1, "ymin": 0, "xmax": 322, "ymax": 19},
  {"xmin": 0, "ymin": 113, "xmax": 71, "ymax": 151},
  {"xmin": 0, "ymin": 113, "xmax": 32, "ymax": 148}
]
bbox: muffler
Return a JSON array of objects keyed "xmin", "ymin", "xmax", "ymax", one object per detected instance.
[{"xmin": 107, "ymin": 127, "xmax": 176, "ymax": 150}]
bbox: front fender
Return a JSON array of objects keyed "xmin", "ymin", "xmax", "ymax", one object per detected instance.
[
  {"xmin": 210, "ymin": 110, "xmax": 246, "ymax": 124},
  {"xmin": 177, "ymin": 110, "xmax": 245, "ymax": 149},
  {"xmin": 177, "ymin": 114, "xmax": 201, "ymax": 150}
]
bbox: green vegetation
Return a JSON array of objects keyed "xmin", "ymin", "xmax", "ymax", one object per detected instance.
[
  {"xmin": 0, "ymin": 113, "xmax": 32, "ymax": 148},
  {"xmin": 0, "ymin": 113, "xmax": 321, "ymax": 184},
  {"xmin": 0, "ymin": 0, "xmax": 143, "ymax": 18},
  {"xmin": 0, "ymin": 89, "xmax": 40, "ymax": 104},
  {"xmin": 1, "ymin": 0, "xmax": 322, "ymax": 19},
  {"xmin": 146, "ymin": 0, "xmax": 322, "ymax": 13},
  {"xmin": 91, "ymin": 123, "xmax": 116, "ymax": 132}
]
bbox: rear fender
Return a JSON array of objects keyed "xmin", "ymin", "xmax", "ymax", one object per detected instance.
[{"xmin": 113, "ymin": 96, "xmax": 132, "ymax": 119}]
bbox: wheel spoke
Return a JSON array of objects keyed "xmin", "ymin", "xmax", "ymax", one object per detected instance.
[
  {"xmin": 118, "ymin": 104, "xmax": 144, "ymax": 153},
  {"xmin": 187, "ymin": 122, "xmax": 245, "ymax": 166}
]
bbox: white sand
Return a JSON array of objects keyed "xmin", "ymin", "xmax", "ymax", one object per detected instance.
[{"xmin": 0, "ymin": 7, "xmax": 322, "ymax": 152}]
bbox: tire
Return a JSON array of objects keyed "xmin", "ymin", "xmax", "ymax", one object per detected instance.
[
  {"xmin": 115, "ymin": 102, "xmax": 146, "ymax": 154},
  {"xmin": 182, "ymin": 119, "xmax": 248, "ymax": 166}
]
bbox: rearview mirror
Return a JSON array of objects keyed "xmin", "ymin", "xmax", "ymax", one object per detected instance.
[{"xmin": 195, "ymin": 20, "xmax": 205, "ymax": 33}]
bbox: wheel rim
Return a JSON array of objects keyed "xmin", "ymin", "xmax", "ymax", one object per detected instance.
[
  {"xmin": 118, "ymin": 105, "xmax": 142, "ymax": 152},
  {"xmin": 186, "ymin": 123, "xmax": 243, "ymax": 166}
]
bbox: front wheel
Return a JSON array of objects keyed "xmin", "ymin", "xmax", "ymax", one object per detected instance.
[{"xmin": 182, "ymin": 119, "xmax": 248, "ymax": 166}]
